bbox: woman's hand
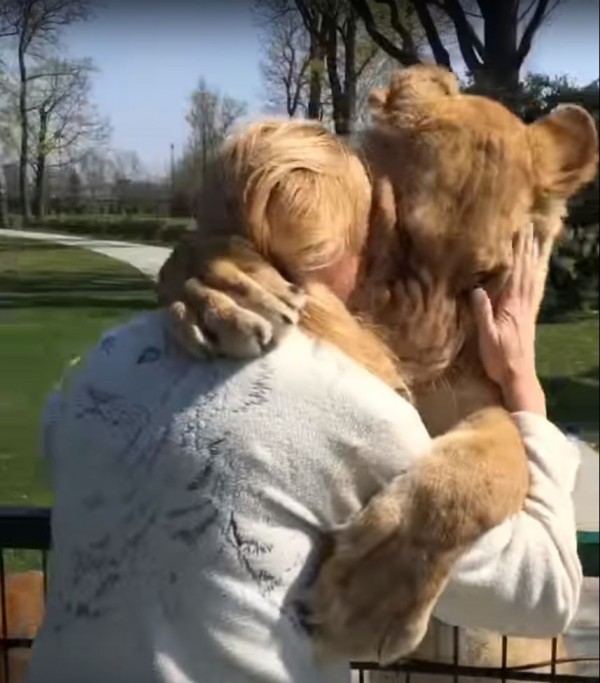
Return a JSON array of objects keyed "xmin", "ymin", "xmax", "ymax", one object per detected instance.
[{"xmin": 471, "ymin": 225, "xmax": 547, "ymax": 416}]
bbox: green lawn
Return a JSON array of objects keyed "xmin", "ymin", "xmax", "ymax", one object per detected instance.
[
  {"xmin": 0, "ymin": 237, "xmax": 155, "ymax": 506},
  {"xmin": 0, "ymin": 237, "xmax": 597, "ymax": 509},
  {"xmin": 537, "ymin": 313, "xmax": 599, "ymax": 442}
]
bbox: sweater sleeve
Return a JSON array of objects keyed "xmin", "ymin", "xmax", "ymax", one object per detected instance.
[
  {"xmin": 331, "ymin": 357, "xmax": 583, "ymax": 638},
  {"xmin": 433, "ymin": 411, "xmax": 583, "ymax": 637}
]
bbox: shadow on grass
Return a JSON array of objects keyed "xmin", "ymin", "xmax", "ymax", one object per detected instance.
[
  {"xmin": 0, "ymin": 240, "xmax": 61, "ymax": 253},
  {"xmin": 0, "ymin": 272, "xmax": 154, "ymax": 310},
  {"xmin": 541, "ymin": 366, "xmax": 600, "ymax": 427}
]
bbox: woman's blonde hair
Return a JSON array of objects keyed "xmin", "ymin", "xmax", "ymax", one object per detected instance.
[
  {"xmin": 196, "ymin": 119, "xmax": 408, "ymax": 393},
  {"xmin": 197, "ymin": 119, "xmax": 369, "ymax": 273}
]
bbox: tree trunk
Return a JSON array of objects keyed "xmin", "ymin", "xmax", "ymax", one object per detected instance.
[
  {"xmin": 324, "ymin": 8, "xmax": 358, "ymax": 136},
  {"xmin": 18, "ymin": 37, "xmax": 31, "ymax": 225},
  {"xmin": 478, "ymin": 0, "xmax": 520, "ymax": 96},
  {"xmin": 33, "ymin": 110, "xmax": 49, "ymax": 220},
  {"xmin": 341, "ymin": 9, "xmax": 357, "ymax": 135},
  {"xmin": 324, "ymin": 11, "xmax": 344, "ymax": 133},
  {"xmin": 0, "ymin": 165, "xmax": 8, "ymax": 228},
  {"xmin": 307, "ymin": 25, "xmax": 325, "ymax": 120}
]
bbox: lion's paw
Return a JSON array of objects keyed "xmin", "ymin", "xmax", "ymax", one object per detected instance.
[
  {"xmin": 167, "ymin": 270, "xmax": 306, "ymax": 360},
  {"xmin": 168, "ymin": 296, "xmax": 274, "ymax": 360},
  {"xmin": 306, "ymin": 473, "xmax": 455, "ymax": 665}
]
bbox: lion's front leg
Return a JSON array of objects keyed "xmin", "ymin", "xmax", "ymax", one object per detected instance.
[
  {"xmin": 309, "ymin": 470, "xmax": 462, "ymax": 666},
  {"xmin": 309, "ymin": 406, "xmax": 529, "ymax": 665},
  {"xmin": 157, "ymin": 233, "xmax": 306, "ymax": 358}
]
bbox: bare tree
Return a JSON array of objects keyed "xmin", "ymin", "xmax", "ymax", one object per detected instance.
[
  {"xmin": 111, "ymin": 150, "xmax": 144, "ymax": 182},
  {"xmin": 0, "ymin": 164, "xmax": 7, "ymax": 227},
  {"xmin": 1, "ymin": 57, "xmax": 110, "ymax": 217},
  {"xmin": 29, "ymin": 59, "xmax": 110, "ymax": 217},
  {"xmin": 256, "ymin": 0, "xmax": 311, "ymax": 117},
  {"xmin": 256, "ymin": 0, "xmax": 398, "ymax": 133},
  {"xmin": 322, "ymin": 2, "xmax": 385, "ymax": 134},
  {"xmin": 171, "ymin": 79, "xmax": 247, "ymax": 214},
  {"xmin": 0, "ymin": 0, "xmax": 94, "ymax": 223},
  {"xmin": 0, "ymin": 64, "xmax": 16, "ymax": 226},
  {"xmin": 348, "ymin": 0, "xmax": 562, "ymax": 98},
  {"xmin": 291, "ymin": 0, "xmax": 334, "ymax": 121},
  {"xmin": 186, "ymin": 78, "xmax": 247, "ymax": 178},
  {"xmin": 257, "ymin": 0, "xmax": 332, "ymax": 120},
  {"xmin": 77, "ymin": 147, "xmax": 110, "ymax": 199}
]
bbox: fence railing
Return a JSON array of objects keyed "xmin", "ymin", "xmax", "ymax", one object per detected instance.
[{"xmin": 1, "ymin": 506, "xmax": 598, "ymax": 683}]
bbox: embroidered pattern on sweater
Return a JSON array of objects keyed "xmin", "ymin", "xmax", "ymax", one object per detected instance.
[{"xmin": 46, "ymin": 327, "xmax": 308, "ymax": 637}]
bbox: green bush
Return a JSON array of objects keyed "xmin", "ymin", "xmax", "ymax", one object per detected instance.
[
  {"xmin": 543, "ymin": 223, "xmax": 599, "ymax": 319},
  {"xmin": 25, "ymin": 216, "xmax": 193, "ymax": 246}
]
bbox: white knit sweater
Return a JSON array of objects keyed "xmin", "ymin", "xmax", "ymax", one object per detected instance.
[{"xmin": 27, "ymin": 311, "xmax": 582, "ymax": 683}]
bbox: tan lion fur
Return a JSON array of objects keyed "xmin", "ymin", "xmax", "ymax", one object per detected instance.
[
  {"xmin": 157, "ymin": 66, "xmax": 599, "ymax": 673},
  {"xmin": 161, "ymin": 67, "xmax": 597, "ymax": 664}
]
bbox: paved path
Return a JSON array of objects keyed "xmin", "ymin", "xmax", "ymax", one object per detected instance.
[
  {"xmin": 566, "ymin": 577, "xmax": 599, "ymax": 676},
  {"xmin": 3, "ymin": 226, "xmax": 598, "ymax": 671},
  {"xmin": 0, "ymin": 228, "xmax": 171, "ymax": 281}
]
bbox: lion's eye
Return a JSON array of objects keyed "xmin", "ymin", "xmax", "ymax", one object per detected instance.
[
  {"xmin": 473, "ymin": 271, "xmax": 492, "ymax": 287},
  {"xmin": 474, "ymin": 267, "xmax": 510, "ymax": 293}
]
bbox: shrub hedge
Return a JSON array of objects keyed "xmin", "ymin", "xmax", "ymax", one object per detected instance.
[{"xmin": 23, "ymin": 216, "xmax": 194, "ymax": 246}]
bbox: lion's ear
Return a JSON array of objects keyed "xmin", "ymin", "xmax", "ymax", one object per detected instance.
[
  {"xmin": 387, "ymin": 64, "xmax": 459, "ymax": 103},
  {"xmin": 530, "ymin": 104, "xmax": 598, "ymax": 198},
  {"xmin": 368, "ymin": 87, "xmax": 389, "ymax": 114}
]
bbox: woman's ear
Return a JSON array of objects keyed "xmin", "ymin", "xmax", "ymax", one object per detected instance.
[{"xmin": 529, "ymin": 104, "xmax": 598, "ymax": 198}]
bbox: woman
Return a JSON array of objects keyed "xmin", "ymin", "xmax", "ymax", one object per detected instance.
[{"xmin": 27, "ymin": 121, "xmax": 581, "ymax": 683}]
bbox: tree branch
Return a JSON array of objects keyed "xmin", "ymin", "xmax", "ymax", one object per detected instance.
[
  {"xmin": 324, "ymin": 11, "xmax": 343, "ymax": 104},
  {"xmin": 516, "ymin": 0, "xmax": 555, "ymax": 66},
  {"xmin": 375, "ymin": 0, "xmax": 418, "ymax": 57},
  {"xmin": 348, "ymin": 0, "xmax": 421, "ymax": 66},
  {"xmin": 429, "ymin": 0, "xmax": 481, "ymax": 18},
  {"xmin": 408, "ymin": 0, "xmax": 452, "ymax": 68},
  {"xmin": 26, "ymin": 68, "xmax": 82, "ymax": 81},
  {"xmin": 291, "ymin": 56, "xmax": 310, "ymax": 115},
  {"xmin": 474, "ymin": 0, "xmax": 490, "ymax": 14},
  {"xmin": 440, "ymin": 0, "xmax": 484, "ymax": 70},
  {"xmin": 356, "ymin": 42, "xmax": 379, "ymax": 79},
  {"xmin": 293, "ymin": 0, "xmax": 320, "ymax": 35},
  {"xmin": 518, "ymin": 0, "xmax": 538, "ymax": 22}
]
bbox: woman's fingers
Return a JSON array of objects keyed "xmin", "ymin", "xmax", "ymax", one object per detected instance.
[
  {"xmin": 526, "ymin": 235, "xmax": 540, "ymax": 302},
  {"xmin": 523, "ymin": 226, "xmax": 548, "ymax": 309},
  {"xmin": 471, "ymin": 287, "xmax": 496, "ymax": 338},
  {"xmin": 510, "ymin": 229, "xmax": 525, "ymax": 296},
  {"xmin": 531, "ymin": 235, "xmax": 551, "ymax": 313},
  {"xmin": 522, "ymin": 224, "xmax": 535, "ymax": 296},
  {"xmin": 512, "ymin": 224, "xmax": 535, "ymax": 298}
]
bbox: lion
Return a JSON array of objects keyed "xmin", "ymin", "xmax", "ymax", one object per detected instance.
[{"xmin": 156, "ymin": 64, "xmax": 598, "ymax": 674}]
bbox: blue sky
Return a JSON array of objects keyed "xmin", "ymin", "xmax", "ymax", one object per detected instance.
[{"xmin": 63, "ymin": 0, "xmax": 599, "ymax": 178}]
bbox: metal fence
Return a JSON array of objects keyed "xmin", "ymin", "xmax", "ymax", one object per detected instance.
[{"xmin": 1, "ymin": 506, "xmax": 598, "ymax": 683}]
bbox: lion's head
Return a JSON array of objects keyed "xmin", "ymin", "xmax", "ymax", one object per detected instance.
[{"xmin": 352, "ymin": 64, "xmax": 598, "ymax": 394}]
